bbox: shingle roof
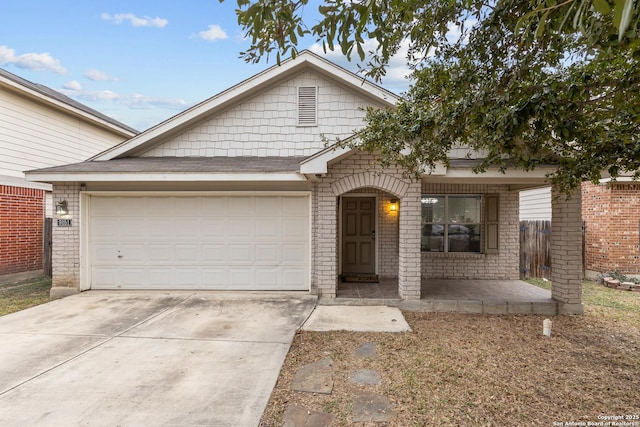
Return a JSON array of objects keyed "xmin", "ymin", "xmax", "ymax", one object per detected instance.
[
  {"xmin": 0, "ymin": 67, "xmax": 138, "ymax": 135},
  {"xmin": 28, "ymin": 156, "xmax": 306, "ymax": 174}
]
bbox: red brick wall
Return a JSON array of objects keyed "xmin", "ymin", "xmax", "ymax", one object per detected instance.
[
  {"xmin": 582, "ymin": 182, "xmax": 640, "ymax": 275},
  {"xmin": 0, "ymin": 185, "xmax": 45, "ymax": 276}
]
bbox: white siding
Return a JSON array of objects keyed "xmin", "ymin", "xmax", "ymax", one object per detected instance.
[
  {"xmin": 141, "ymin": 71, "xmax": 388, "ymax": 158},
  {"xmin": 0, "ymin": 88, "xmax": 127, "ymax": 179},
  {"xmin": 519, "ymin": 187, "xmax": 552, "ymax": 220}
]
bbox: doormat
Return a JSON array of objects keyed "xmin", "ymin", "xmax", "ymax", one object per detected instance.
[{"xmin": 341, "ymin": 274, "xmax": 379, "ymax": 283}]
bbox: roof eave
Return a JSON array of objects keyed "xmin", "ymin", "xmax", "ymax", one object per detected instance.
[{"xmin": 25, "ymin": 171, "xmax": 307, "ymax": 183}]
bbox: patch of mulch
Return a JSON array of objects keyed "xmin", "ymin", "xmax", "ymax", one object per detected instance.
[{"xmin": 260, "ymin": 308, "xmax": 640, "ymax": 426}]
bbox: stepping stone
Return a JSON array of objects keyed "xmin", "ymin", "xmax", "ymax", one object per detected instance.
[
  {"xmin": 352, "ymin": 391, "xmax": 395, "ymax": 422},
  {"xmin": 350, "ymin": 369, "xmax": 381, "ymax": 385},
  {"xmin": 283, "ymin": 405, "xmax": 335, "ymax": 427},
  {"xmin": 353, "ymin": 342, "xmax": 378, "ymax": 359},
  {"xmin": 292, "ymin": 358, "xmax": 333, "ymax": 394}
]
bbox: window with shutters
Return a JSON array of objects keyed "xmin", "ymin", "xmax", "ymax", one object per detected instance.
[
  {"xmin": 297, "ymin": 86, "xmax": 317, "ymax": 126},
  {"xmin": 421, "ymin": 195, "xmax": 483, "ymax": 253}
]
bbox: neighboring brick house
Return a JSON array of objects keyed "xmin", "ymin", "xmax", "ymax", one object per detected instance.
[
  {"xmin": 0, "ymin": 68, "xmax": 136, "ymax": 280},
  {"xmin": 520, "ymin": 181, "xmax": 640, "ymax": 279},
  {"xmin": 582, "ymin": 180, "xmax": 640, "ymax": 278},
  {"xmin": 27, "ymin": 51, "xmax": 583, "ymax": 313}
]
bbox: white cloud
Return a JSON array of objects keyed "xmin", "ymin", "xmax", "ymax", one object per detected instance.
[
  {"xmin": 60, "ymin": 86, "xmax": 188, "ymax": 111},
  {"xmin": 84, "ymin": 69, "xmax": 118, "ymax": 81},
  {"xmin": 197, "ymin": 25, "xmax": 228, "ymax": 42},
  {"xmin": 63, "ymin": 80, "xmax": 82, "ymax": 91},
  {"xmin": 0, "ymin": 45, "xmax": 67, "ymax": 74},
  {"xmin": 309, "ymin": 39, "xmax": 414, "ymax": 92},
  {"xmin": 101, "ymin": 13, "xmax": 168, "ymax": 28}
]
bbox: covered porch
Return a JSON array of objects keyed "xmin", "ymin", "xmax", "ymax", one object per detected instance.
[{"xmin": 331, "ymin": 278, "xmax": 568, "ymax": 314}]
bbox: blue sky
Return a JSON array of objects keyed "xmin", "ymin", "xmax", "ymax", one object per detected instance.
[{"xmin": 0, "ymin": 1, "xmax": 413, "ymax": 131}]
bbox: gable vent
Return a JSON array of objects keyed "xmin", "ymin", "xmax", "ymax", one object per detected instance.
[{"xmin": 298, "ymin": 86, "xmax": 317, "ymax": 126}]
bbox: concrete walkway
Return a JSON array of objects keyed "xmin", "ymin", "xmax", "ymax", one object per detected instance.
[{"xmin": 0, "ymin": 291, "xmax": 316, "ymax": 426}]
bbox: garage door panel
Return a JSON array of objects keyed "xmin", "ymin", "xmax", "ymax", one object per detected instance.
[
  {"xmin": 255, "ymin": 269, "xmax": 278, "ymax": 286},
  {"xmin": 175, "ymin": 245, "xmax": 201, "ymax": 263},
  {"xmin": 147, "ymin": 244, "xmax": 174, "ymax": 262},
  {"xmin": 228, "ymin": 219, "xmax": 255, "ymax": 240},
  {"xmin": 283, "ymin": 219, "xmax": 308, "ymax": 239},
  {"xmin": 174, "ymin": 268, "xmax": 201, "ymax": 286},
  {"xmin": 202, "ymin": 244, "xmax": 227, "ymax": 263},
  {"xmin": 255, "ymin": 244, "xmax": 280, "ymax": 263},
  {"xmin": 282, "ymin": 244, "xmax": 308, "ymax": 263},
  {"xmin": 202, "ymin": 219, "xmax": 229, "ymax": 238},
  {"xmin": 229, "ymin": 269, "xmax": 254, "ymax": 287},
  {"xmin": 228, "ymin": 244, "xmax": 254, "ymax": 264},
  {"xmin": 90, "ymin": 195, "xmax": 309, "ymax": 290},
  {"xmin": 255, "ymin": 219, "xmax": 282, "ymax": 239},
  {"xmin": 143, "ymin": 268, "xmax": 175, "ymax": 287},
  {"xmin": 202, "ymin": 268, "xmax": 228, "ymax": 286},
  {"xmin": 118, "ymin": 245, "xmax": 147, "ymax": 264},
  {"xmin": 227, "ymin": 197, "xmax": 255, "ymax": 213}
]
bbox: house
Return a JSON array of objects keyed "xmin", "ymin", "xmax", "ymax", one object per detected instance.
[
  {"xmin": 520, "ymin": 181, "xmax": 640, "ymax": 279},
  {"xmin": 25, "ymin": 51, "xmax": 584, "ymax": 313},
  {"xmin": 0, "ymin": 68, "xmax": 137, "ymax": 281}
]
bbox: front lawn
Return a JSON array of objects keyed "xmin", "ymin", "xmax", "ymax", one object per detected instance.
[
  {"xmin": 260, "ymin": 280, "xmax": 640, "ymax": 426},
  {"xmin": 0, "ymin": 276, "xmax": 51, "ymax": 317}
]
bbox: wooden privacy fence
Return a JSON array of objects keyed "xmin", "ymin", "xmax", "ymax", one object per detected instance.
[
  {"xmin": 519, "ymin": 220, "xmax": 552, "ymax": 279},
  {"xmin": 43, "ymin": 218, "xmax": 52, "ymax": 278}
]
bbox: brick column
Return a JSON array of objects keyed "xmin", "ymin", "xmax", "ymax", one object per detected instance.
[
  {"xmin": 551, "ymin": 188, "xmax": 583, "ymax": 314},
  {"xmin": 51, "ymin": 182, "xmax": 81, "ymax": 300},
  {"xmin": 316, "ymin": 183, "xmax": 338, "ymax": 298},
  {"xmin": 398, "ymin": 182, "xmax": 422, "ymax": 300}
]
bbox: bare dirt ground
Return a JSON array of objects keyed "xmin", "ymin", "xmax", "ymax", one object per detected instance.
[{"xmin": 260, "ymin": 281, "xmax": 640, "ymax": 426}]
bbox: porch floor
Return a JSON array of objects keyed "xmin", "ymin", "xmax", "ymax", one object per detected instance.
[{"xmin": 332, "ymin": 279, "xmax": 561, "ymax": 315}]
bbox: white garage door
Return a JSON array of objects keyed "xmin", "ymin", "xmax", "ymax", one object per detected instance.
[{"xmin": 89, "ymin": 195, "xmax": 309, "ymax": 290}]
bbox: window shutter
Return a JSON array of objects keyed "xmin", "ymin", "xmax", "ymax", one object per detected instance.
[
  {"xmin": 485, "ymin": 194, "xmax": 499, "ymax": 254},
  {"xmin": 298, "ymin": 86, "xmax": 317, "ymax": 126}
]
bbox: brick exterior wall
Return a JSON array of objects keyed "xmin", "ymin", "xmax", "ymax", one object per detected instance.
[
  {"xmin": 420, "ymin": 183, "xmax": 520, "ymax": 280},
  {"xmin": 0, "ymin": 185, "xmax": 45, "ymax": 276},
  {"xmin": 583, "ymin": 182, "xmax": 640, "ymax": 276},
  {"xmin": 313, "ymin": 151, "xmax": 422, "ymax": 299},
  {"xmin": 50, "ymin": 183, "xmax": 81, "ymax": 294},
  {"xmin": 551, "ymin": 188, "xmax": 583, "ymax": 309}
]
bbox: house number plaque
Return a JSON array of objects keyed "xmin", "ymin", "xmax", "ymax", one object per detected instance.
[{"xmin": 56, "ymin": 219, "xmax": 72, "ymax": 227}]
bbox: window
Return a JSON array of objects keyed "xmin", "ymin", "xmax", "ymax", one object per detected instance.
[
  {"xmin": 297, "ymin": 86, "xmax": 317, "ymax": 126},
  {"xmin": 421, "ymin": 195, "xmax": 482, "ymax": 253}
]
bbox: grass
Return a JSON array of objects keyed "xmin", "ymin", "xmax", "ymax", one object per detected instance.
[
  {"xmin": 260, "ymin": 280, "xmax": 640, "ymax": 426},
  {"xmin": 0, "ymin": 276, "xmax": 52, "ymax": 317}
]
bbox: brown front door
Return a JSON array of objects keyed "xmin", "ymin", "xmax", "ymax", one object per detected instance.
[{"xmin": 341, "ymin": 196, "xmax": 376, "ymax": 274}]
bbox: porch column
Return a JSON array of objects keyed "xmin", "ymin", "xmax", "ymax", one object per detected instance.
[
  {"xmin": 316, "ymin": 188, "xmax": 338, "ymax": 298},
  {"xmin": 398, "ymin": 182, "xmax": 422, "ymax": 300},
  {"xmin": 551, "ymin": 187, "xmax": 583, "ymax": 314}
]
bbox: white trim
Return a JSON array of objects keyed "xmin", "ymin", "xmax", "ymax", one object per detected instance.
[
  {"xmin": 82, "ymin": 190, "xmax": 311, "ymax": 197},
  {"xmin": 0, "ymin": 175, "xmax": 52, "ymax": 191},
  {"xmin": 91, "ymin": 51, "xmax": 398, "ymax": 161},
  {"xmin": 80, "ymin": 192, "xmax": 90, "ymax": 291},
  {"xmin": 338, "ymin": 193, "xmax": 379, "ymax": 276},
  {"xmin": 301, "ymin": 145, "xmax": 355, "ymax": 174},
  {"xmin": 599, "ymin": 176, "xmax": 639, "ymax": 183},
  {"xmin": 26, "ymin": 172, "xmax": 307, "ymax": 183}
]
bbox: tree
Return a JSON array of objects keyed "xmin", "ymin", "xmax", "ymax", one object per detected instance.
[{"xmin": 225, "ymin": 0, "xmax": 640, "ymax": 194}]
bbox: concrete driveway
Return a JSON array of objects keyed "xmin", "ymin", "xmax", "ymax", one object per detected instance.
[{"xmin": 0, "ymin": 291, "xmax": 316, "ymax": 426}]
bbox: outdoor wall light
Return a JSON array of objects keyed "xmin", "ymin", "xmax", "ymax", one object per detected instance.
[
  {"xmin": 390, "ymin": 199, "xmax": 398, "ymax": 212},
  {"xmin": 55, "ymin": 200, "xmax": 69, "ymax": 215}
]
